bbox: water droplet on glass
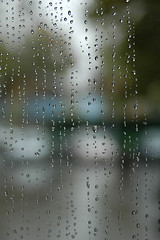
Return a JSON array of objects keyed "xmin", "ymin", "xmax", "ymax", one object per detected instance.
[{"xmin": 92, "ymin": 125, "xmax": 98, "ymax": 133}]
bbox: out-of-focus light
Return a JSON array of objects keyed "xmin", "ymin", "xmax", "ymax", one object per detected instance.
[
  {"xmin": 0, "ymin": 124, "xmax": 51, "ymax": 160},
  {"xmin": 68, "ymin": 126, "xmax": 120, "ymax": 164}
]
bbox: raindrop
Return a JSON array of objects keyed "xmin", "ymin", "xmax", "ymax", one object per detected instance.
[
  {"xmin": 92, "ymin": 125, "xmax": 98, "ymax": 133},
  {"xmin": 46, "ymin": 210, "xmax": 50, "ymax": 214},
  {"xmin": 31, "ymin": 29, "xmax": 34, "ymax": 34}
]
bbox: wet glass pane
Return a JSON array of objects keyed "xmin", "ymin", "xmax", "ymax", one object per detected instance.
[{"xmin": 0, "ymin": 0, "xmax": 160, "ymax": 239}]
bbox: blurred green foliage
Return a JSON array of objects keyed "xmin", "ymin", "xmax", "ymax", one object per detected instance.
[
  {"xmin": 0, "ymin": 27, "xmax": 72, "ymax": 97},
  {"xmin": 89, "ymin": 0, "xmax": 160, "ymax": 120},
  {"xmin": 0, "ymin": 0, "xmax": 159, "ymax": 122},
  {"xmin": 135, "ymin": 0, "xmax": 160, "ymax": 101}
]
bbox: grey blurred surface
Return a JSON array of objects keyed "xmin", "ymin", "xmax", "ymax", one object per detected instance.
[{"xmin": 0, "ymin": 158, "xmax": 159, "ymax": 240}]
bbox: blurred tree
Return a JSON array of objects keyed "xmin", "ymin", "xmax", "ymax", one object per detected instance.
[
  {"xmin": 0, "ymin": 27, "xmax": 73, "ymax": 95},
  {"xmin": 135, "ymin": 0, "xmax": 160, "ymax": 102},
  {"xmin": 0, "ymin": 24, "xmax": 73, "ymax": 124},
  {"xmin": 89, "ymin": 0, "xmax": 160, "ymax": 121}
]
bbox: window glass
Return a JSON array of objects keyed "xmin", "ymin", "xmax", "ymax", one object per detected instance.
[{"xmin": 0, "ymin": 0, "xmax": 160, "ymax": 239}]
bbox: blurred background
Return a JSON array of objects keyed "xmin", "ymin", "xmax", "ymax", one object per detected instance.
[{"xmin": 0, "ymin": 0, "xmax": 160, "ymax": 239}]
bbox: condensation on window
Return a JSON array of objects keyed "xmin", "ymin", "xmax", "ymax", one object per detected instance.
[{"xmin": 0, "ymin": 0, "xmax": 160, "ymax": 239}]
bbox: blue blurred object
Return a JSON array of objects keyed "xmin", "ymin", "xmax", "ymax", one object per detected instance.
[
  {"xmin": 0, "ymin": 94, "xmax": 108, "ymax": 123},
  {"xmin": 27, "ymin": 96, "xmax": 69, "ymax": 123},
  {"xmin": 26, "ymin": 94, "xmax": 108, "ymax": 123},
  {"xmin": 74, "ymin": 94, "xmax": 108, "ymax": 122}
]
